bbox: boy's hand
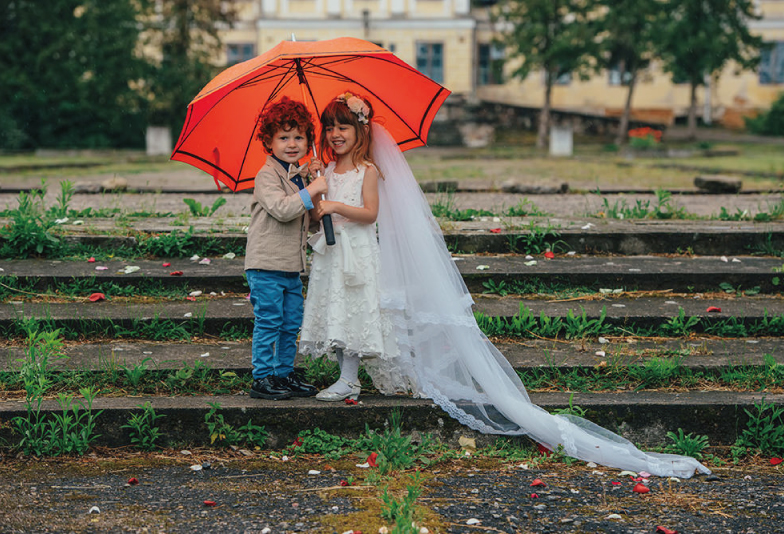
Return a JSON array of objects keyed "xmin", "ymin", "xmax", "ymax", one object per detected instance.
[{"xmin": 306, "ymin": 174, "xmax": 328, "ymax": 198}]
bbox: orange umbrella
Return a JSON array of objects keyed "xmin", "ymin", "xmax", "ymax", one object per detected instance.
[{"xmin": 171, "ymin": 37, "xmax": 451, "ymax": 191}]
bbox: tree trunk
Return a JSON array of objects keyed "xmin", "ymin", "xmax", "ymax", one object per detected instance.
[
  {"xmin": 537, "ymin": 75, "xmax": 553, "ymax": 149},
  {"xmin": 615, "ymin": 71, "xmax": 638, "ymax": 146},
  {"xmin": 687, "ymin": 82, "xmax": 698, "ymax": 140}
]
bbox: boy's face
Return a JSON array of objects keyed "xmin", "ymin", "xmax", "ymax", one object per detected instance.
[{"xmin": 268, "ymin": 126, "xmax": 308, "ymax": 165}]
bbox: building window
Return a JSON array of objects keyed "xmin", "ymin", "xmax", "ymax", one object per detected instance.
[
  {"xmin": 760, "ymin": 41, "xmax": 784, "ymax": 85},
  {"xmin": 227, "ymin": 43, "xmax": 255, "ymax": 66},
  {"xmin": 608, "ymin": 62, "xmax": 633, "ymax": 86},
  {"xmin": 416, "ymin": 42, "xmax": 444, "ymax": 84},
  {"xmin": 478, "ymin": 43, "xmax": 504, "ymax": 85}
]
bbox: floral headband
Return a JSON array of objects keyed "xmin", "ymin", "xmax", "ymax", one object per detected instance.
[{"xmin": 336, "ymin": 92, "xmax": 370, "ymax": 124}]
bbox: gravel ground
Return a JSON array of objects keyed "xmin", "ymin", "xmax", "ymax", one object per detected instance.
[{"xmin": 1, "ymin": 450, "xmax": 781, "ymax": 533}]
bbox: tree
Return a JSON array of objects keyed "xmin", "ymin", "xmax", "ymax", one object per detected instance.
[
  {"xmin": 493, "ymin": 0, "xmax": 600, "ymax": 149},
  {"xmin": 137, "ymin": 0, "xmax": 238, "ymax": 136},
  {"xmin": 597, "ymin": 0, "xmax": 667, "ymax": 145},
  {"xmin": 659, "ymin": 0, "xmax": 763, "ymax": 139},
  {"xmin": 0, "ymin": 0, "xmax": 148, "ymax": 149}
]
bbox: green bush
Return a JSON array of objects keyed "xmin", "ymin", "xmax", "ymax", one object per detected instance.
[{"xmin": 745, "ymin": 92, "xmax": 784, "ymax": 136}]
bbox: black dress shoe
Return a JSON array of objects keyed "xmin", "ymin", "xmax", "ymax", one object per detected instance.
[
  {"xmin": 250, "ymin": 375, "xmax": 292, "ymax": 400},
  {"xmin": 282, "ymin": 369, "xmax": 318, "ymax": 397}
]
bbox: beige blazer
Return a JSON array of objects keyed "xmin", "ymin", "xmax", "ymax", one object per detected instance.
[{"xmin": 244, "ymin": 159, "xmax": 312, "ymax": 273}]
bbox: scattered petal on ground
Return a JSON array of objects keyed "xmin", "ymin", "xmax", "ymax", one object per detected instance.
[
  {"xmin": 307, "ymin": 470, "xmax": 321, "ymax": 475},
  {"xmin": 183, "ymin": 312, "xmax": 193, "ymax": 318},
  {"xmin": 606, "ymin": 514, "xmax": 622, "ymax": 520},
  {"xmin": 544, "ymin": 251, "xmax": 555, "ymax": 259},
  {"xmin": 770, "ymin": 457, "xmax": 783, "ymax": 465},
  {"xmin": 476, "ymin": 265, "xmax": 489, "ymax": 270},
  {"xmin": 619, "ymin": 471, "xmax": 637, "ymax": 477},
  {"xmin": 87, "ymin": 257, "xmax": 95, "ymax": 263},
  {"xmin": 186, "ymin": 296, "xmax": 196, "ymax": 301},
  {"xmin": 88, "ymin": 506, "xmax": 100, "ymax": 514},
  {"xmin": 530, "ymin": 478, "xmax": 546, "ymax": 487},
  {"xmin": 95, "ymin": 266, "xmax": 108, "ymax": 271},
  {"xmin": 489, "ymin": 228, "xmax": 502, "ymax": 233},
  {"xmin": 707, "ymin": 306, "xmax": 722, "ymax": 313},
  {"xmin": 199, "ymin": 258, "xmax": 211, "ymax": 265},
  {"xmin": 638, "ymin": 471, "xmax": 652, "ymax": 478},
  {"xmin": 466, "ymin": 518, "xmax": 481, "ymax": 525},
  {"xmin": 123, "ymin": 266, "xmax": 140, "ymax": 274},
  {"xmin": 530, "ymin": 493, "xmax": 539, "ymax": 498},
  {"xmin": 88, "ymin": 293, "xmax": 105, "ymax": 302},
  {"xmin": 170, "ymin": 271, "xmax": 184, "ymax": 276},
  {"xmin": 367, "ymin": 453, "xmax": 378, "ymax": 468},
  {"xmin": 190, "ymin": 255, "xmax": 200, "ymax": 261},
  {"xmin": 203, "ymin": 500, "xmax": 217, "ymax": 507},
  {"xmin": 127, "ymin": 477, "xmax": 139, "ymax": 485},
  {"xmin": 189, "ymin": 291, "xmax": 202, "ymax": 297},
  {"xmin": 223, "ymin": 252, "xmax": 236, "ymax": 259},
  {"xmin": 633, "ymin": 483, "xmax": 650, "ymax": 494},
  {"xmin": 656, "ymin": 527, "xmax": 678, "ymax": 534},
  {"xmin": 524, "ymin": 260, "xmax": 537, "ymax": 266},
  {"xmin": 720, "ymin": 256, "xmax": 728, "ymax": 262},
  {"xmin": 162, "ymin": 262, "xmax": 171, "ymax": 267},
  {"xmin": 344, "ymin": 398, "xmax": 358, "ymax": 405}
]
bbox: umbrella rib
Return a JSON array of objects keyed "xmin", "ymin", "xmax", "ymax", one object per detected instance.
[
  {"xmin": 175, "ymin": 150, "xmax": 236, "ymax": 187},
  {"xmin": 235, "ymin": 67, "xmax": 300, "ymax": 182}
]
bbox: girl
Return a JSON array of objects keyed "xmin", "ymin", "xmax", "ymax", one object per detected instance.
[
  {"xmin": 299, "ymin": 93, "xmax": 405, "ymax": 401},
  {"xmin": 300, "ymin": 92, "xmax": 710, "ymax": 479}
]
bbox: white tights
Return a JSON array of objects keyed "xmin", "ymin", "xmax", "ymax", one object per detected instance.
[{"xmin": 323, "ymin": 348, "xmax": 360, "ymax": 394}]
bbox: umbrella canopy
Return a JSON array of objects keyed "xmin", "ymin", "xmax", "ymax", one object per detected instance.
[{"xmin": 171, "ymin": 37, "xmax": 451, "ymax": 191}]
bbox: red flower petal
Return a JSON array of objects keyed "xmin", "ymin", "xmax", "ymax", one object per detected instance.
[
  {"xmin": 186, "ymin": 296, "xmax": 196, "ymax": 301},
  {"xmin": 367, "ymin": 452, "xmax": 378, "ymax": 468},
  {"xmin": 706, "ymin": 306, "xmax": 721, "ymax": 313},
  {"xmin": 770, "ymin": 457, "xmax": 783, "ymax": 465},
  {"xmin": 162, "ymin": 262, "xmax": 171, "ymax": 267},
  {"xmin": 611, "ymin": 481, "xmax": 621, "ymax": 486},
  {"xmin": 340, "ymin": 480, "xmax": 349, "ymax": 487},
  {"xmin": 489, "ymin": 228, "xmax": 502, "ymax": 234},
  {"xmin": 127, "ymin": 477, "xmax": 139, "ymax": 485},
  {"xmin": 203, "ymin": 500, "xmax": 217, "ymax": 507},
  {"xmin": 292, "ymin": 437, "xmax": 303, "ymax": 448},
  {"xmin": 537, "ymin": 443, "xmax": 551, "ymax": 456},
  {"xmin": 88, "ymin": 293, "xmax": 106, "ymax": 302},
  {"xmin": 170, "ymin": 271, "xmax": 184, "ymax": 276},
  {"xmin": 656, "ymin": 527, "xmax": 678, "ymax": 534},
  {"xmin": 633, "ymin": 483, "xmax": 650, "ymax": 494},
  {"xmin": 87, "ymin": 257, "xmax": 96, "ymax": 263},
  {"xmin": 344, "ymin": 398, "xmax": 358, "ymax": 405},
  {"xmin": 530, "ymin": 493, "xmax": 539, "ymax": 498},
  {"xmin": 530, "ymin": 478, "xmax": 546, "ymax": 487},
  {"xmin": 544, "ymin": 251, "xmax": 555, "ymax": 259}
]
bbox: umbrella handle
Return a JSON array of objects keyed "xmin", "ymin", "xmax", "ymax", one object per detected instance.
[{"xmin": 315, "ymin": 170, "xmax": 336, "ymax": 246}]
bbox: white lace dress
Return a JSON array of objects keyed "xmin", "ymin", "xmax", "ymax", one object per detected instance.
[{"xmin": 299, "ymin": 163, "xmax": 408, "ymax": 394}]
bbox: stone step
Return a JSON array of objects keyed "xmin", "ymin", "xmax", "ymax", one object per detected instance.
[
  {"xmin": 1, "ymin": 295, "xmax": 782, "ymax": 336},
  {"xmin": 3, "ymin": 217, "xmax": 784, "ymax": 255},
  {"xmin": 2, "ymin": 338, "xmax": 780, "ymax": 373},
  {"xmin": 1, "ymin": 391, "xmax": 780, "ymax": 449},
  {"xmin": 1, "ymin": 254, "xmax": 782, "ymax": 294}
]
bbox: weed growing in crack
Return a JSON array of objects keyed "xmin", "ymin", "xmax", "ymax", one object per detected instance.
[{"xmin": 122, "ymin": 402, "xmax": 165, "ymax": 451}]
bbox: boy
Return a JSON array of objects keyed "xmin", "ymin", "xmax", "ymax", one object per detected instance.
[{"xmin": 245, "ymin": 96, "xmax": 326, "ymax": 400}]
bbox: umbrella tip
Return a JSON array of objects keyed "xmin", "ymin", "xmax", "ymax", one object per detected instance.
[{"xmin": 291, "ymin": 33, "xmax": 296, "ymax": 42}]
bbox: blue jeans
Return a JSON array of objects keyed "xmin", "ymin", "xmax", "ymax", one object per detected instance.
[{"xmin": 246, "ymin": 269, "xmax": 304, "ymax": 380}]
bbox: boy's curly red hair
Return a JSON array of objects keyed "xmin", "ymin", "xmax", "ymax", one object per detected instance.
[{"xmin": 256, "ymin": 96, "xmax": 315, "ymax": 153}]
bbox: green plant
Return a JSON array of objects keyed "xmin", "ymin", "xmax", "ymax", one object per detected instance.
[
  {"xmin": 0, "ymin": 183, "xmax": 62, "ymax": 258},
  {"xmin": 732, "ymin": 399, "xmax": 784, "ymax": 458},
  {"xmin": 52, "ymin": 180, "xmax": 75, "ymax": 219},
  {"xmin": 355, "ymin": 410, "xmax": 438, "ymax": 474},
  {"xmin": 564, "ymin": 306, "xmax": 610, "ymax": 339},
  {"xmin": 121, "ymin": 401, "xmax": 165, "ymax": 451},
  {"xmin": 122, "ymin": 357, "xmax": 152, "ymax": 392},
  {"xmin": 503, "ymin": 199, "xmax": 548, "ymax": 217},
  {"xmin": 380, "ymin": 472, "xmax": 424, "ymax": 534},
  {"xmin": 288, "ymin": 428, "xmax": 351, "ymax": 459},
  {"xmin": 183, "ymin": 197, "xmax": 227, "ymax": 217},
  {"xmin": 482, "ymin": 279, "xmax": 509, "ymax": 296},
  {"xmin": 551, "ymin": 393, "xmax": 587, "ymax": 418},
  {"xmin": 204, "ymin": 401, "xmax": 268, "ymax": 447},
  {"xmin": 663, "ymin": 428, "xmax": 710, "ymax": 459},
  {"xmin": 652, "ymin": 189, "xmax": 687, "ymax": 220},
  {"xmin": 660, "ymin": 307, "xmax": 700, "ymax": 336}
]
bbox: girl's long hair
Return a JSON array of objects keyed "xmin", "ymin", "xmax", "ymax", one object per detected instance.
[{"xmin": 319, "ymin": 95, "xmax": 374, "ymax": 168}]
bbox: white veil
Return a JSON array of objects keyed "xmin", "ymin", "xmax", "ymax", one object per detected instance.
[{"xmin": 371, "ymin": 123, "xmax": 710, "ymax": 478}]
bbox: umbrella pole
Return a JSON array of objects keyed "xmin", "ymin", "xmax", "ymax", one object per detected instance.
[{"xmin": 294, "ymin": 57, "xmax": 335, "ymax": 246}]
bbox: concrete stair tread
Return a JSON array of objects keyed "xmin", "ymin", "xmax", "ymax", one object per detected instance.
[{"xmin": 2, "ymin": 339, "xmax": 781, "ymax": 372}]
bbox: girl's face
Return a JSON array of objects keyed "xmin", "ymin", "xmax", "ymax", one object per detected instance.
[
  {"xmin": 268, "ymin": 126, "xmax": 308, "ymax": 164},
  {"xmin": 324, "ymin": 120, "xmax": 357, "ymax": 158}
]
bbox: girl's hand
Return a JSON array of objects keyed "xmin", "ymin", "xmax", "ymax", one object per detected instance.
[
  {"xmin": 317, "ymin": 200, "xmax": 341, "ymax": 217},
  {"xmin": 308, "ymin": 158, "xmax": 324, "ymax": 177}
]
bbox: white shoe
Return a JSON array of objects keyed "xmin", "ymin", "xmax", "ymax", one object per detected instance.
[{"xmin": 315, "ymin": 377, "xmax": 361, "ymax": 402}]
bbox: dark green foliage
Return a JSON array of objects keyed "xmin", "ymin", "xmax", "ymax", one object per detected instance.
[{"xmin": 746, "ymin": 92, "xmax": 784, "ymax": 136}]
